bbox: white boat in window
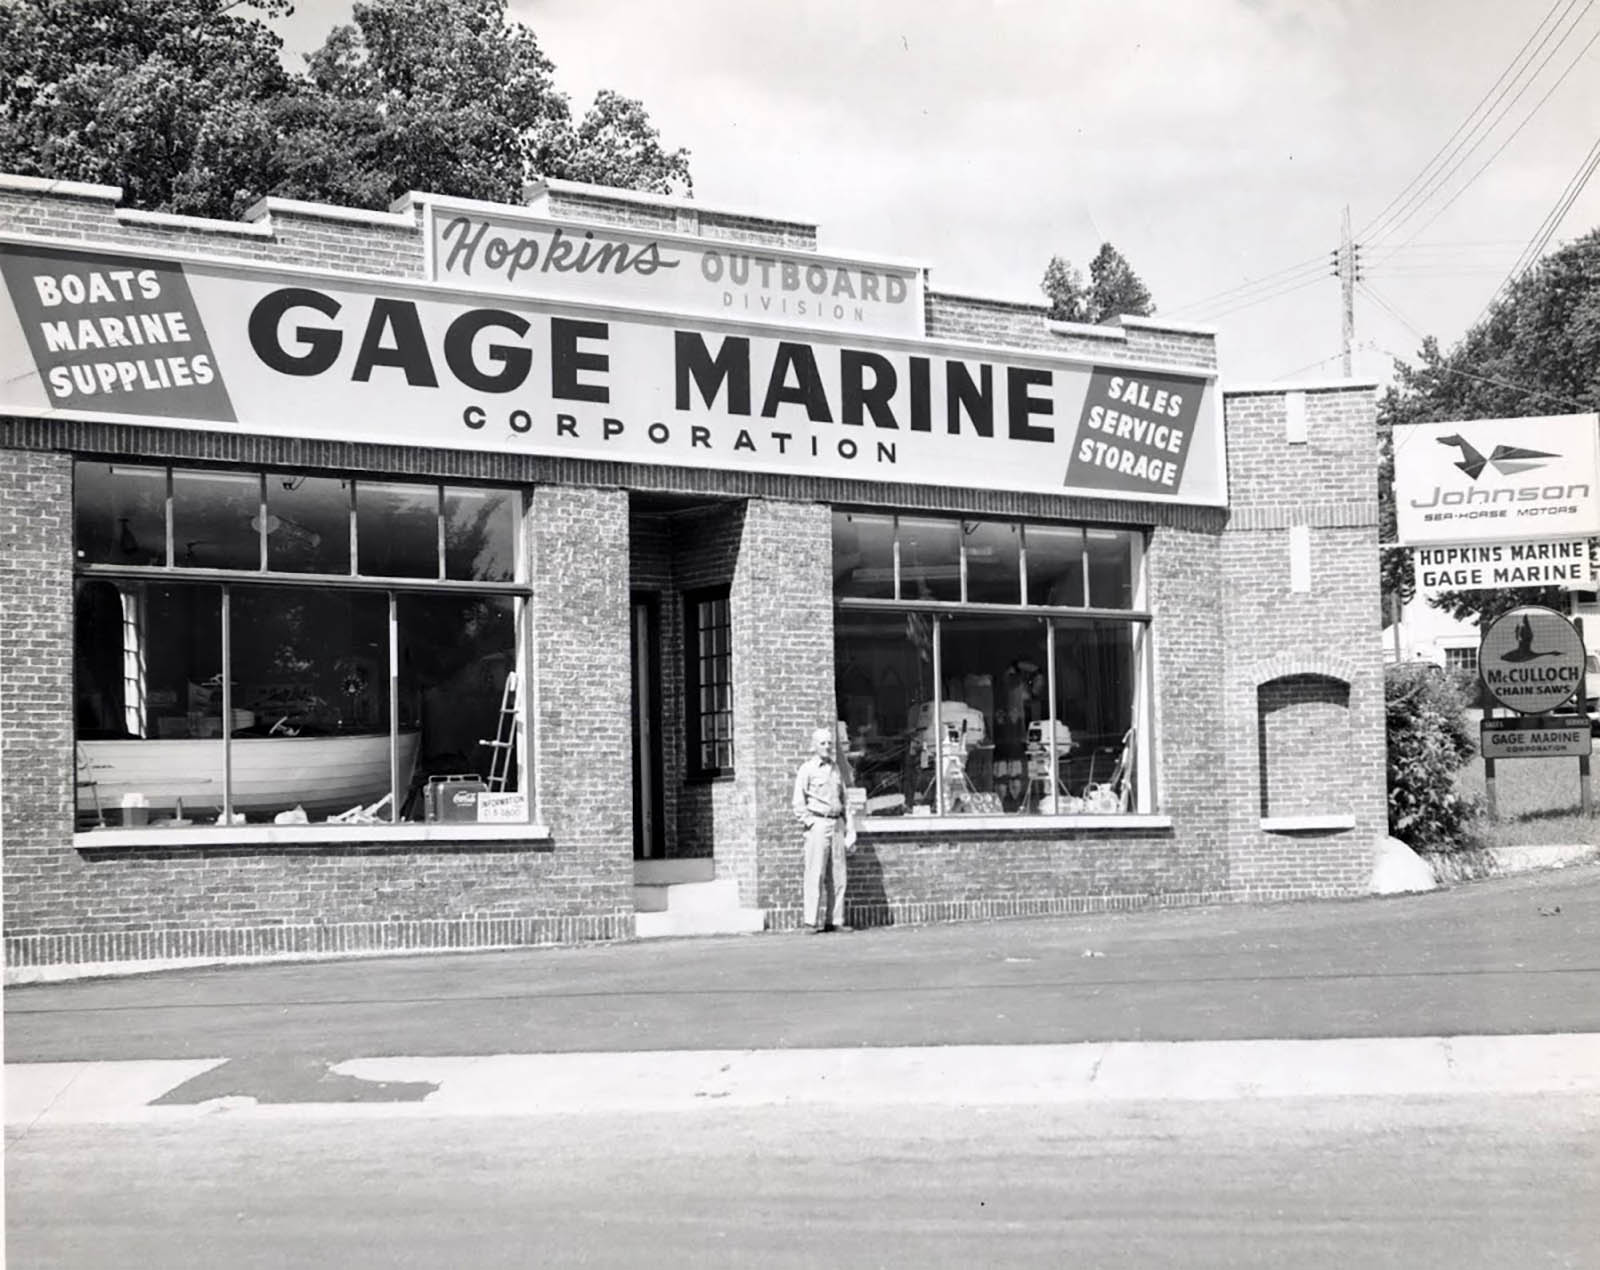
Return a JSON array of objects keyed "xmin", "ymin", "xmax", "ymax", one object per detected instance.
[{"xmin": 77, "ymin": 731, "xmax": 420, "ymax": 822}]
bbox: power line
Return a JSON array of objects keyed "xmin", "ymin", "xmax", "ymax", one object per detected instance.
[
  {"xmin": 1357, "ymin": 279, "xmax": 1427, "ymax": 342},
  {"xmin": 1369, "ymin": 17, "xmax": 1600, "ymax": 260},
  {"xmin": 1361, "ymin": 0, "xmax": 1592, "ymax": 246},
  {"xmin": 1370, "ymin": 342, "xmax": 1593, "ymax": 410},
  {"xmin": 1197, "ymin": 272, "xmax": 1328, "ymax": 322},
  {"xmin": 1355, "ymin": 0, "xmax": 1571, "ymax": 241},
  {"xmin": 1271, "ymin": 350, "xmax": 1348, "ymax": 380},
  {"xmin": 1474, "ymin": 131, "xmax": 1600, "ymax": 323},
  {"xmin": 1161, "ymin": 254, "xmax": 1328, "ymax": 318}
]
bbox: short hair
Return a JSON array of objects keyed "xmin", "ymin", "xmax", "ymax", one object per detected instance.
[{"xmin": 811, "ymin": 727, "xmax": 833, "ymax": 744}]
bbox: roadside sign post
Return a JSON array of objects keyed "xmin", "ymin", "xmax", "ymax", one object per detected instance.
[{"xmin": 1477, "ymin": 605, "xmax": 1593, "ymax": 819}]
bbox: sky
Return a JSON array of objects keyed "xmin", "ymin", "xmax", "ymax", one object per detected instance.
[{"xmin": 271, "ymin": 0, "xmax": 1600, "ymax": 387}]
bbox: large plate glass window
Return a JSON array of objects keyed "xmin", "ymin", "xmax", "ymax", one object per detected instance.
[
  {"xmin": 832, "ymin": 511, "xmax": 1149, "ymax": 820},
  {"xmin": 71, "ymin": 461, "xmax": 528, "ymax": 831}
]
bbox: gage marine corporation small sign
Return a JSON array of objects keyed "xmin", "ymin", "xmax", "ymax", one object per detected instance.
[{"xmin": 1478, "ymin": 605, "xmax": 1586, "ymax": 715}]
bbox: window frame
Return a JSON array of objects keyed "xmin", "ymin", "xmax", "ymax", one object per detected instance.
[
  {"xmin": 831, "ymin": 509, "xmax": 1155, "ymax": 822},
  {"xmin": 71, "ymin": 459, "xmax": 533, "ymax": 834},
  {"xmin": 684, "ymin": 585, "xmax": 735, "ymax": 779}
]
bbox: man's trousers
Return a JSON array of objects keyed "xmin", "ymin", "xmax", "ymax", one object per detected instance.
[{"xmin": 801, "ymin": 817, "xmax": 848, "ymax": 928}]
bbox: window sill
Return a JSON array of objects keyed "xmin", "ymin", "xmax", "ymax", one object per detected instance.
[
  {"xmin": 858, "ymin": 813, "xmax": 1173, "ymax": 834},
  {"xmin": 74, "ymin": 822, "xmax": 552, "ymax": 848},
  {"xmin": 1260, "ymin": 814, "xmax": 1356, "ymax": 833}
]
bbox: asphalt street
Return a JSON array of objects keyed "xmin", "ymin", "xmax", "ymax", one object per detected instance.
[
  {"xmin": 6, "ymin": 862, "xmax": 1600, "ymax": 1064},
  {"xmin": 8, "ymin": 866, "xmax": 1600, "ymax": 1269}
]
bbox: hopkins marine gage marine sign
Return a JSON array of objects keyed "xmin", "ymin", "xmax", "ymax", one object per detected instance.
[
  {"xmin": 0, "ymin": 236, "xmax": 1226, "ymax": 506},
  {"xmin": 1392, "ymin": 413, "xmax": 1600, "ymax": 546}
]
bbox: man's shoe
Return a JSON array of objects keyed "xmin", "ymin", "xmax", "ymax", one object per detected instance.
[
  {"xmin": 823, "ymin": 924, "xmax": 853, "ymax": 933},
  {"xmin": 802, "ymin": 923, "xmax": 822, "ymax": 933}
]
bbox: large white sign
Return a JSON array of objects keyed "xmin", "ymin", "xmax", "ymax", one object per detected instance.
[
  {"xmin": 1414, "ymin": 538, "xmax": 1594, "ymax": 597},
  {"xmin": 421, "ymin": 195, "xmax": 926, "ymax": 339},
  {"xmin": 0, "ymin": 236, "xmax": 1227, "ymax": 505},
  {"xmin": 1393, "ymin": 413, "xmax": 1600, "ymax": 546}
]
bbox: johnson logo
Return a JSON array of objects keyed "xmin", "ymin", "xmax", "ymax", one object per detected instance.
[
  {"xmin": 1436, "ymin": 434, "xmax": 1556, "ymax": 480},
  {"xmin": 1410, "ymin": 432, "xmax": 1588, "ymax": 521}
]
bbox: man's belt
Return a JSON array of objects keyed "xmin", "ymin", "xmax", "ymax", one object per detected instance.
[{"xmin": 809, "ymin": 809, "xmax": 845, "ymax": 819}]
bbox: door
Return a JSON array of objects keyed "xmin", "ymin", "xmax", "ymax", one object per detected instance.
[{"xmin": 630, "ymin": 592, "xmax": 665, "ymax": 859}]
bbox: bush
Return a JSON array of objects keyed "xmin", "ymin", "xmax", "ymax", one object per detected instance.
[{"xmin": 1385, "ymin": 662, "xmax": 1482, "ymax": 851}]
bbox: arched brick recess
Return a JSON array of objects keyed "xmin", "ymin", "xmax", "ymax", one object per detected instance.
[{"xmin": 1255, "ymin": 673, "xmax": 1353, "ymax": 817}]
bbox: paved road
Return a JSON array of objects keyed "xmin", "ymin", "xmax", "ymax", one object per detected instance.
[
  {"xmin": 8, "ymin": 1097, "xmax": 1597, "ymax": 1269},
  {"xmin": 6, "ymin": 864, "xmax": 1599, "ymax": 1063}
]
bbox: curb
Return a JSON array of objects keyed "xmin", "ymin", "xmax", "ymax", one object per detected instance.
[
  {"xmin": 1427, "ymin": 843, "xmax": 1599, "ymax": 884},
  {"xmin": 9, "ymin": 1035, "xmax": 1600, "ymax": 1124}
]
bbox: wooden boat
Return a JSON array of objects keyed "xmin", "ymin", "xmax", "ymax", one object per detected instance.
[{"xmin": 77, "ymin": 731, "xmax": 420, "ymax": 822}]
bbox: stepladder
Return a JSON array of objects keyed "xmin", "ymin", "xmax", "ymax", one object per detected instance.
[{"xmin": 479, "ymin": 671, "xmax": 519, "ymax": 793}]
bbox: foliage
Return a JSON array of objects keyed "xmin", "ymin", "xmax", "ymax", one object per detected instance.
[
  {"xmin": 1384, "ymin": 662, "xmax": 1482, "ymax": 851},
  {"xmin": 0, "ymin": 0, "xmax": 295, "ymax": 218},
  {"xmin": 556, "ymin": 90, "xmax": 694, "ymax": 196},
  {"xmin": 1040, "ymin": 243, "xmax": 1155, "ymax": 323},
  {"xmin": 0, "ymin": 0, "xmax": 692, "ymax": 217},
  {"xmin": 1379, "ymin": 228, "xmax": 1600, "ymax": 625}
]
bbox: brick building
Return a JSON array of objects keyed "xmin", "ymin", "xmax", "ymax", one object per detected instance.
[{"xmin": 0, "ymin": 173, "xmax": 1385, "ymax": 976}]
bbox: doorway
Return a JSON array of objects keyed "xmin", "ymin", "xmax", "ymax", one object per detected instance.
[{"xmin": 631, "ymin": 591, "xmax": 665, "ymax": 859}]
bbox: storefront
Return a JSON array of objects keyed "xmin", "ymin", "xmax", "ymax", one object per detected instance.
[{"xmin": 0, "ymin": 173, "xmax": 1387, "ymax": 974}]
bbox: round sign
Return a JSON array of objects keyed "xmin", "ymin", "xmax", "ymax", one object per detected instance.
[{"xmin": 1478, "ymin": 605, "xmax": 1586, "ymax": 715}]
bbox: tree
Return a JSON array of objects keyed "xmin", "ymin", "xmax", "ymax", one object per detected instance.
[
  {"xmin": 557, "ymin": 90, "xmax": 693, "ymax": 196},
  {"xmin": 1041, "ymin": 243, "xmax": 1156, "ymax": 324},
  {"xmin": 0, "ymin": 0, "xmax": 692, "ymax": 217},
  {"xmin": 0, "ymin": 0, "xmax": 295, "ymax": 218},
  {"xmin": 1379, "ymin": 228, "xmax": 1600, "ymax": 625}
]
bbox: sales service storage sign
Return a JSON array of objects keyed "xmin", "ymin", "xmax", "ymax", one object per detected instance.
[{"xmin": 0, "ymin": 237, "xmax": 1226, "ymax": 505}]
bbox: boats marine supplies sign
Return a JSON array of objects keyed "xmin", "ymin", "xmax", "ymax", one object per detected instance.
[
  {"xmin": 0, "ymin": 237, "xmax": 1225, "ymax": 505},
  {"xmin": 1477, "ymin": 605, "xmax": 1586, "ymax": 715},
  {"xmin": 1392, "ymin": 413, "xmax": 1600, "ymax": 546}
]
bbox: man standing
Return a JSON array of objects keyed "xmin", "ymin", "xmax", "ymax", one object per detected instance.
[{"xmin": 792, "ymin": 725, "xmax": 853, "ymax": 932}]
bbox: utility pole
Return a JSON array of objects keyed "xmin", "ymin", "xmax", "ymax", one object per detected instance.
[{"xmin": 1338, "ymin": 205, "xmax": 1356, "ymax": 376}]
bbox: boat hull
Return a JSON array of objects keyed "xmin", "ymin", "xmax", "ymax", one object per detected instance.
[{"xmin": 77, "ymin": 731, "xmax": 421, "ymax": 820}]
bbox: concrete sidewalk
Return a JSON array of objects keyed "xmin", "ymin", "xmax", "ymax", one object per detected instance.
[{"xmin": 9, "ymin": 1034, "xmax": 1600, "ymax": 1125}]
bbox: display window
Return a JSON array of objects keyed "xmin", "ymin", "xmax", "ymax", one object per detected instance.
[
  {"xmin": 72, "ymin": 462, "xmax": 527, "ymax": 829},
  {"xmin": 832, "ymin": 511, "xmax": 1148, "ymax": 820}
]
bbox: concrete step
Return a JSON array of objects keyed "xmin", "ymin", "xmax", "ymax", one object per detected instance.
[
  {"xmin": 633, "ymin": 858, "xmax": 714, "ymax": 886},
  {"xmin": 634, "ymin": 907, "xmax": 767, "ymax": 939},
  {"xmin": 632, "ymin": 877, "xmax": 745, "ymax": 914}
]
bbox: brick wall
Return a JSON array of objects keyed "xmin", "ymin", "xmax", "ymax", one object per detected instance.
[
  {"xmin": 1, "ymin": 449, "xmax": 76, "ymax": 947},
  {"xmin": 529, "ymin": 485, "xmax": 635, "ymax": 909},
  {"xmin": 0, "ymin": 448, "xmax": 638, "ymax": 971},
  {"xmin": 1219, "ymin": 387, "xmax": 1386, "ymax": 893},
  {"xmin": 925, "ymin": 293, "xmax": 1217, "ymax": 370},
  {"xmin": 734, "ymin": 500, "xmax": 836, "ymax": 911}
]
